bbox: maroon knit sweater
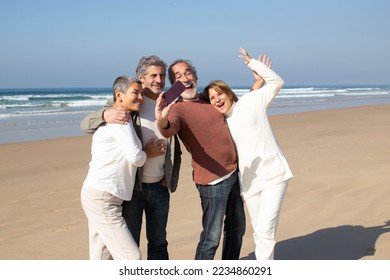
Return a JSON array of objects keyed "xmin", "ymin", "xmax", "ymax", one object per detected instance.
[{"xmin": 159, "ymin": 98, "xmax": 237, "ymax": 185}]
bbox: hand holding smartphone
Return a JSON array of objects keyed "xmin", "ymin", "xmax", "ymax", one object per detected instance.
[{"xmin": 164, "ymin": 81, "xmax": 186, "ymax": 104}]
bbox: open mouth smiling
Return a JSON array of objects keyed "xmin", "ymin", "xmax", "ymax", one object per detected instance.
[{"xmin": 215, "ymin": 101, "xmax": 225, "ymax": 109}]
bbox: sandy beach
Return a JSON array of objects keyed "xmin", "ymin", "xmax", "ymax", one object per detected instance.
[{"xmin": 1, "ymin": 104, "xmax": 389, "ymax": 260}]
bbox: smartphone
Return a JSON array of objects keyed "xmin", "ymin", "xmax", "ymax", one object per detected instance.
[{"xmin": 164, "ymin": 81, "xmax": 186, "ymax": 104}]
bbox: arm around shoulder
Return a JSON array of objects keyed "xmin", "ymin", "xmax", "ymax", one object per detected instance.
[
  {"xmin": 80, "ymin": 108, "xmax": 106, "ymax": 134},
  {"xmin": 80, "ymin": 100, "xmax": 114, "ymax": 134}
]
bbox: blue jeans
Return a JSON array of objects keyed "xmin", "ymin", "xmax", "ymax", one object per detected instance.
[
  {"xmin": 195, "ymin": 171, "xmax": 246, "ymax": 260},
  {"xmin": 122, "ymin": 181, "xmax": 170, "ymax": 260}
]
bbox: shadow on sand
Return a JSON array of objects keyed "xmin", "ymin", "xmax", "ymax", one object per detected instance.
[{"xmin": 241, "ymin": 220, "xmax": 390, "ymax": 260}]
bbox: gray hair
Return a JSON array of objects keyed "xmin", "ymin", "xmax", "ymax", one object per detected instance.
[
  {"xmin": 112, "ymin": 76, "xmax": 141, "ymax": 101},
  {"xmin": 168, "ymin": 59, "xmax": 198, "ymax": 85},
  {"xmin": 136, "ymin": 55, "xmax": 167, "ymax": 78}
]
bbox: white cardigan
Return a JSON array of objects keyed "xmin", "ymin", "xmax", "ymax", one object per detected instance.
[
  {"xmin": 226, "ymin": 58, "xmax": 293, "ymax": 201},
  {"xmin": 83, "ymin": 122, "xmax": 146, "ymax": 201}
]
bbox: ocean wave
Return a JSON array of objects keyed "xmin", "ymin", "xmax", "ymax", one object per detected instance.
[
  {"xmin": 66, "ymin": 99, "xmax": 108, "ymax": 107},
  {"xmin": 0, "ymin": 95, "xmax": 30, "ymax": 101},
  {"xmin": 335, "ymin": 91, "xmax": 389, "ymax": 96},
  {"xmin": 277, "ymin": 93, "xmax": 335, "ymax": 98},
  {"xmin": 1, "ymin": 94, "xmax": 110, "ymax": 101},
  {"xmin": 1, "ymin": 86, "xmax": 389, "ymax": 123},
  {"xmin": 231, "ymin": 87, "xmax": 390, "ymax": 98}
]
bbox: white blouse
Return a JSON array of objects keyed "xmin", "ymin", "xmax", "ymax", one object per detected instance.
[{"xmin": 83, "ymin": 121, "xmax": 146, "ymax": 201}]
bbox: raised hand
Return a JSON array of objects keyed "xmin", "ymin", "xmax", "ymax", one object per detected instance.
[
  {"xmin": 155, "ymin": 92, "xmax": 175, "ymax": 129},
  {"xmin": 258, "ymin": 54, "xmax": 272, "ymax": 68},
  {"xmin": 251, "ymin": 54, "xmax": 272, "ymax": 87},
  {"xmin": 238, "ymin": 47, "xmax": 252, "ymax": 64},
  {"xmin": 239, "ymin": 48, "xmax": 274, "ymax": 91}
]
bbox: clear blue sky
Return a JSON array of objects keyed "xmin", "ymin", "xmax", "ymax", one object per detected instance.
[{"xmin": 1, "ymin": 0, "xmax": 389, "ymax": 88}]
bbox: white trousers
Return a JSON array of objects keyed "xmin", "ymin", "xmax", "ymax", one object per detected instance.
[
  {"xmin": 80, "ymin": 187, "xmax": 141, "ymax": 260},
  {"xmin": 244, "ymin": 181, "xmax": 288, "ymax": 260}
]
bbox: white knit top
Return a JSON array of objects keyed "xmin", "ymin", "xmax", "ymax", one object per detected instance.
[{"xmin": 226, "ymin": 58, "xmax": 293, "ymax": 201}]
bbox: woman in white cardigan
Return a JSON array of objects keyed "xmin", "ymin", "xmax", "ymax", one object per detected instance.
[
  {"xmin": 203, "ymin": 48, "xmax": 293, "ymax": 260},
  {"xmin": 81, "ymin": 76, "xmax": 163, "ymax": 260}
]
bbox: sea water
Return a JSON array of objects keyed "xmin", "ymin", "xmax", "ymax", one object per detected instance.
[{"xmin": 1, "ymin": 85, "xmax": 390, "ymax": 144}]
